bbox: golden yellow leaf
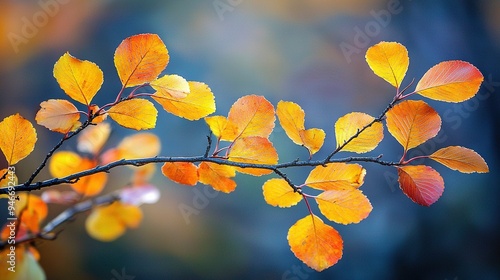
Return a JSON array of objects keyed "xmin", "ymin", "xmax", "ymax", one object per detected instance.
[
  {"xmin": 430, "ymin": 146, "xmax": 489, "ymax": 173},
  {"xmin": 287, "ymin": 215, "xmax": 343, "ymax": 272},
  {"xmin": 228, "ymin": 136, "xmax": 278, "ymax": 176},
  {"xmin": 204, "ymin": 116, "xmax": 230, "ymax": 138},
  {"xmin": 222, "ymin": 95, "xmax": 275, "ymax": 141},
  {"xmin": 85, "ymin": 201, "xmax": 143, "ymax": 242},
  {"xmin": 305, "ymin": 163, "xmax": 366, "ymax": 191},
  {"xmin": 334, "ymin": 112, "xmax": 384, "ymax": 153},
  {"xmin": 198, "ymin": 162, "xmax": 237, "ymax": 193},
  {"xmin": 114, "ymin": 33, "xmax": 169, "ymax": 87},
  {"xmin": 108, "ymin": 99, "xmax": 157, "ymax": 130},
  {"xmin": 316, "ymin": 189, "xmax": 372, "ymax": 225},
  {"xmin": 35, "ymin": 99, "xmax": 80, "ymax": 133},
  {"xmin": 152, "ymin": 81, "xmax": 216, "ymax": 120},
  {"xmin": 0, "ymin": 168, "xmax": 17, "ymax": 188},
  {"xmin": 0, "ymin": 114, "xmax": 37, "ymax": 165},
  {"xmin": 365, "ymin": 41, "xmax": 409, "ymax": 88},
  {"xmin": 415, "ymin": 60, "xmax": 484, "ymax": 102},
  {"xmin": 150, "ymin": 74, "xmax": 190, "ymax": 99},
  {"xmin": 53, "ymin": 52, "xmax": 103, "ymax": 105},
  {"xmin": 77, "ymin": 122, "xmax": 111, "ymax": 155},
  {"xmin": 262, "ymin": 178, "xmax": 302, "ymax": 207},
  {"xmin": 386, "ymin": 100, "xmax": 441, "ymax": 151},
  {"xmin": 161, "ymin": 162, "xmax": 198, "ymax": 186}
]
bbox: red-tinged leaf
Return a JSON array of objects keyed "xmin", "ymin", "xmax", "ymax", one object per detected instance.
[
  {"xmin": 161, "ymin": 162, "xmax": 198, "ymax": 186},
  {"xmin": 365, "ymin": 41, "xmax": 409, "ymax": 88},
  {"xmin": 108, "ymin": 99, "xmax": 158, "ymax": 130},
  {"xmin": 222, "ymin": 95, "xmax": 275, "ymax": 141},
  {"xmin": 262, "ymin": 178, "xmax": 302, "ymax": 208},
  {"xmin": 288, "ymin": 215, "xmax": 343, "ymax": 271},
  {"xmin": 305, "ymin": 163, "xmax": 366, "ymax": 191},
  {"xmin": 198, "ymin": 162, "xmax": 237, "ymax": 193},
  {"xmin": 415, "ymin": 60, "xmax": 484, "ymax": 102},
  {"xmin": 276, "ymin": 101, "xmax": 326, "ymax": 155},
  {"xmin": 120, "ymin": 185, "xmax": 160, "ymax": 206},
  {"xmin": 397, "ymin": 165, "xmax": 444, "ymax": 206},
  {"xmin": 334, "ymin": 112, "xmax": 384, "ymax": 153},
  {"xmin": 35, "ymin": 99, "xmax": 80, "ymax": 133},
  {"xmin": 386, "ymin": 100, "xmax": 441, "ymax": 151},
  {"xmin": 430, "ymin": 146, "xmax": 489, "ymax": 173},
  {"xmin": 316, "ymin": 189, "xmax": 372, "ymax": 225},
  {"xmin": 152, "ymin": 81, "xmax": 216, "ymax": 120},
  {"xmin": 150, "ymin": 74, "xmax": 190, "ymax": 99},
  {"xmin": 0, "ymin": 114, "xmax": 37, "ymax": 165},
  {"xmin": 53, "ymin": 52, "xmax": 104, "ymax": 105},
  {"xmin": 227, "ymin": 136, "xmax": 278, "ymax": 176},
  {"xmin": 114, "ymin": 33, "xmax": 169, "ymax": 87}
]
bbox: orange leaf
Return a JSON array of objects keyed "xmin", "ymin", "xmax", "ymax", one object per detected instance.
[
  {"xmin": 415, "ymin": 60, "xmax": 484, "ymax": 102},
  {"xmin": 53, "ymin": 52, "xmax": 103, "ymax": 105},
  {"xmin": 316, "ymin": 189, "xmax": 372, "ymax": 225},
  {"xmin": 77, "ymin": 122, "xmax": 111, "ymax": 155},
  {"xmin": 85, "ymin": 201, "xmax": 143, "ymax": 241},
  {"xmin": 89, "ymin": 104, "xmax": 107, "ymax": 123},
  {"xmin": 0, "ymin": 245, "xmax": 46, "ymax": 280},
  {"xmin": 228, "ymin": 136, "xmax": 278, "ymax": 176},
  {"xmin": 305, "ymin": 163, "xmax": 366, "ymax": 191},
  {"xmin": 0, "ymin": 114, "xmax": 37, "ymax": 165},
  {"xmin": 262, "ymin": 178, "xmax": 302, "ymax": 207},
  {"xmin": 101, "ymin": 133, "xmax": 160, "ymax": 165},
  {"xmin": 150, "ymin": 74, "xmax": 190, "ymax": 99},
  {"xmin": 162, "ymin": 162, "xmax": 198, "ymax": 186},
  {"xmin": 334, "ymin": 112, "xmax": 384, "ymax": 153},
  {"xmin": 16, "ymin": 194, "xmax": 48, "ymax": 234},
  {"xmin": 152, "ymin": 81, "xmax": 216, "ymax": 120},
  {"xmin": 430, "ymin": 146, "xmax": 489, "ymax": 173},
  {"xmin": 0, "ymin": 168, "xmax": 17, "ymax": 187},
  {"xmin": 198, "ymin": 162, "xmax": 237, "ymax": 193},
  {"xmin": 204, "ymin": 115, "xmax": 230, "ymax": 138},
  {"xmin": 114, "ymin": 33, "xmax": 169, "ymax": 87},
  {"xmin": 397, "ymin": 165, "xmax": 444, "ymax": 206},
  {"xmin": 287, "ymin": 215, "xmax": 343, "ymax": 271},
  {"xmin": 108, "ymin": 99, "xmax": 157, "ymax": 130},
  {"xmin": 222, "ymin": 95, "xmax": 275, "ymax": 141},
  {"xmin": 386, "ymin": 100, "xmax": 441, "ymax": 151},
  {"xmin": 35, "ymin": 99, "xmax": 80, "ymax": 133},
  {"xmin": 365, "ymin": 41, "xmax": 409, "ymax": 88},
  {"xmin": 276, "ymin": 101, "xmax": 325, "ymax": 155}
]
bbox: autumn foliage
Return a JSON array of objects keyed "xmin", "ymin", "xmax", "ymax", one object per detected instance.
[{"xmin": 0, "ymin": 35, "xmax": 489, "ymax": 277}]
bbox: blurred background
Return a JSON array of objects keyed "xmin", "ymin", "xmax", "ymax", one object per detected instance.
[{"xmin": 0, "ymin": 0, "xmax": 499, "ymax": 279}]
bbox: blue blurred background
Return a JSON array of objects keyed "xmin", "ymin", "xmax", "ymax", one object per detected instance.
[{"xmin": 0, "ymin": 0, "xmax": 499, "ymax": 279}]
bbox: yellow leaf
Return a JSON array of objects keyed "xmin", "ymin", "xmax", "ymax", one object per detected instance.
[
  {"xmin": 108, "ymin": 99, "xmax": 157, "ymax": 130},
  {"xmin": 101, "ymin": 132, "xmax": 160, "ymax": 164},
  {"xmin": 161, "ymin": 162, "xmax": 198, "ymax": 186},
  {"xmin": 0, "ymin": 168, "xmax": 17, "ymax": 187},
  {"xmin": 77, "ymin": 122, "xmax": 111, "ymax": 155},
  {"xmin": 397, "ymin": 165, "xmax": 444, "ymax": 206},
  {"xmin": 386, "ymin": 100, "xmax": 441, "ymax": 151},
  {"xmin": 204, "ymin": 116, "xmax": 230, "ymax": 138},
  {"xmin": 316, "ymin": 189, "xmax": 372, "ymax": 225},
  {"xmin": 415, "ymin": 60, "xmax": 484, "ymax": 102},
  {"xmin": 305, "ymin": 163, "xmax": 366, "ymax": 191},
  {"xmin": 0, "ymin": 114, "xmax": 37, "ymax": 165},
  {"xmin": 262, "ymin": 178, "xmax": 302, "ymax": 208},
  {"xmin": 334, "ymin": 112, "xmax": 384, "ymax": 153},
  {"xmin": 430, "ymin": 146, "xmax": 489, "ymax": 173},
  {"xmin": 53, "ymin": 52, "xmax": 103, "ymax": 105},
  {"xmin": 365, "ymin": 41, "xmax": 409, "ymax": 88},
  {"xmin": 85, "ymin": 201, "xmax": 143, "ymax": 242},
  {"xmin": 35, "ymin": 99, "xmax": 80, "ymax": 133},
  {"xmin": 0, "ymin": 246, "xmax": 46, "ymax": 280},
  {"xmin": 287, "ymin": 215, "xmax": 343, "ymax": 272},
  {"xmin": 276, "ymin": 101, "xmax": 325, "ymax": 155},
  {"xmin": 150, "ymin": 74, "xmax": 190, "ymax": 99},
  {"xmin": 152, "ymin": 81, "xmax": 216, "ymax": 120},
  {"xmin": 114, "ymin": 33, "xmax": 169, "ymax": 87},
  {"xmin": 228, "ymin": 136, "xmax": 278, "ymax": 176},
  {"xmin": 198, "ymin": 162, "xmax": 237, "ymax": 193},
  {"xmin": 222, "ymin": 95, "xmax": 275, "ymax": 141}
]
